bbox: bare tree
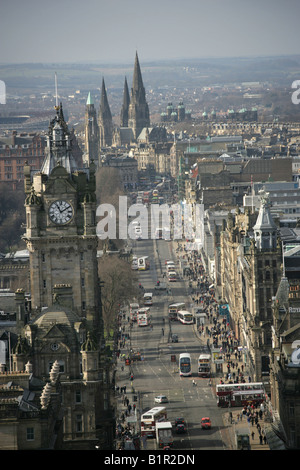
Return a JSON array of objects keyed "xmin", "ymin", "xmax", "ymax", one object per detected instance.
[
  {"xmin": 98, "ymin": 255, "xmax": 139, "ymax": 338},
  {"xmin": 96, "ymin": 167, "xmax": 126, "ymax": 250}
]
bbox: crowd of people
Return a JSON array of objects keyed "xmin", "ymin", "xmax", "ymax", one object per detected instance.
[{"xmin": 176, "ymin": 241, "xmax": 254, "ymax": 385}]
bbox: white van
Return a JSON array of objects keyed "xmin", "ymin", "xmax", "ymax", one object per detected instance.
[{"xmin": 144, "ymin": 292, "xmax": 153, "ymax": 306}]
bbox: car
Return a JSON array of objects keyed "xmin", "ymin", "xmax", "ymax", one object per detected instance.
[
  {"xmin": 154, "ymin": 395, "xmax": 168, "ymax": 403},
  {"xmin": 201, "ymin": 417, "xmax": 211, "ymax": 429},
  {"xmin": 171, "ymin": 334, "xmax": 178, "ymax": 343},
  {"xmin": 174, "ymin": 417, "xmax": 185, "ymax": 426},
  {"xmin": 175, "ymin": 424, "xmax": 186, "ymax": 434}
]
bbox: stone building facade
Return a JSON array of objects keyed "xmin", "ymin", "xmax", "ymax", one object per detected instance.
[
  {"xmin": 0, "ymin": 103, "xmax": 116, "ymax": 449},
  {"xmin": 220, "ymin": 197, "xmax": 282, "ymax": 383}
]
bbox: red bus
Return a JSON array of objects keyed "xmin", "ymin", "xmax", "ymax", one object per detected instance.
[{"xmin": 216, "ymin": 382, "xmax": 265, "ymax": 408}]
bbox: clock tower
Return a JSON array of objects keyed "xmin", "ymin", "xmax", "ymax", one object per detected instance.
[{"xmin": 23, "ymin": 103, "xmax": 100, "ymax": 332}]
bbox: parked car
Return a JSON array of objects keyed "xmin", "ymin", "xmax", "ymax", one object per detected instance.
[
  {"xmin": 154, "ymin": 395, "xmax": 168, "ymax": 403},
  {"xmin": 201, "ymin": 417, "xmax": 211, "ymax": 429}
]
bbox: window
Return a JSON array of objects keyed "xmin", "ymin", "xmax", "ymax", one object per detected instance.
[
  {"xmin": 43, "ymin": 279, "xmax": 46, "ymax": 288},
  {"xmin": 289, "ymin": 402, "xmax": 295, "ymax": 418},
  {"xmin": 75, "ymin": 390, "xmax": 82, "ymax": 404},
  {"xmin": 81, "ymin": 277, "xmax": 85, "ymax": 287},
  {"xmin": 76, "ymin": 414, "xmax": 83, "ymax": 433},
  {"xmin": 82, "ymin": 301, "xmax": 86, "ymax": 310},
  {"xmin": 27, "ymin": 427, "xmax": 35, "ymax": 441}
]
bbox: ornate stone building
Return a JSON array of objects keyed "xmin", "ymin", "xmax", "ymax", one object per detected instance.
[
  {"xmin": 2, "ymin": 103, "xmax": 116, "ymax": 449},
  {"xmin": 220, "ymin": 194, "xmax": 282, "ymax": 382}
]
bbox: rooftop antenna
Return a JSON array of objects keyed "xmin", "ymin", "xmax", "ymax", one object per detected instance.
[{"xmin": 54, "ymin": 72, "xmax": 59, "ymax": 111}]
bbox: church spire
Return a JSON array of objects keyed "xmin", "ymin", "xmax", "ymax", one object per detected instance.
[
  {"xmin": 128, "ymin": 53, "xmax": 150, "ymax": 139},
  {"xmin": 120, "ymin": 77, "xmax": 130, "ymax": 127},
  {"xmin": 132, "ymin": 52, "xmax": 145, "ymax": 98},
  {"xmin": 99, "ymin": 78, "xmax": 112, "ymax": 121},
  {"xmin": 98, "ymin": 78, "xmax": 113, "ymax": 148}
]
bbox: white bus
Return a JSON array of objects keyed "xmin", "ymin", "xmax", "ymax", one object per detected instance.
[
  {"xmin": 198, "ymin": 354, "xmax": 211, "ymax": 377},
  {"xmin": 137, "ymin": 307, "xmax": 151, "ymax": 326},
  {"xmin": 144, "ymin": 292, "xmax": 153, "ymax": 306},
  {"xmin": 141, "ymin": 406, "xmax": 167, "ymax": 437},
  {"xmin": 168, "ymin": 271, "xmax": 177, "ymax": 282},
  {"xmin": 166, "ymin": 264, "xmax": 176, "ymax": 273},
  {"xmin": 131, "ymin": 256, "xmax": 138, "ymax": 270},
  {"xmin": 179, "ymin": 353, "xmax": 192, "ymax": 377},
  {"xmin": 138, "ymin": 256, "xmax": 150, "ymax": 271},
  {"xmin": 168, "ymin": 302, "xmax": 185, "ymax": 321},
  {"xmin": 129, "ymin": 303, "xmax": 139, "ymax": 322},
  {"xmin": 177, "ymin": 310, "xmax": 194, "ymax": 324}
]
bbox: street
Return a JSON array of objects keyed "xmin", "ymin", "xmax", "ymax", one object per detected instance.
[{"xmin": 115, "ymin": 236, "xmax": 229, "ymax": 450}]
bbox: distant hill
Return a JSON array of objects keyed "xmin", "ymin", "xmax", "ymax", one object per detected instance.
[{"xmin": 1, "ymin": 55, "xmax": 300, "ymax": 92}]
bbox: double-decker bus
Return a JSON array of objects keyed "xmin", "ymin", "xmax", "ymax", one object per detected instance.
[
  {"xmin": 143, "ymin": 292, "xmax": 153, "ymax": 306},
  {"xmin": 129, "ymin": 303, "xmax": 139, "ymax": 322},
  {"xmin": 216, "ymin": 382, "xmax": 265, "ymax": 408},
  {"xmin": 177, "ymin": 310, "xmax": 194, "ymax": 324},
  {"xmin": 137, "ymin": 307, "xmax": 151, "ymax": 326},
  {"xmin": 198, "ymin": 354, "xmax": 211, "ymax": 377},
  {"xmin": 168, "ymin": 302, "xmax": 185, "ymax": 321},
  {"xmin": 141, "ymin": 406, "xmax": 167, "ymax": 437},
  {"xmin": 138, "ymin": 256, "xmax": 150, "ymax": 270},
  {"xmin": 179, "ymin": 353, "xmax": 192, "ymax": 377}
]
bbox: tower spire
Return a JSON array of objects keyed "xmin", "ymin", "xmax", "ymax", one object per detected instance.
[
  {"xmin": 128, "ymin": 53, "xmax": 150, "ymax": 139},
  {"xmin": 132, "ymin": 51, "xmax": 144, "ymax": 95},
  {"xmin": 98, "ymin": 78, "xmax": 113, "ymax": 148},
  {"xmin": 120, "ymin": 77, "xmax": 130, "ymax": 127}
]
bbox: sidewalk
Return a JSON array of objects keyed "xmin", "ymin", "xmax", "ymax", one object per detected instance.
[
  {"xmin": 172, "ymin": 240, "xmax": 270, "ymax": 450},
  {"xmin": 224, "ymin": 408, "xmax": 270, "ymax": 450}
]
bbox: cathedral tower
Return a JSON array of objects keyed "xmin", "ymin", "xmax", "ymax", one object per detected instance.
[
  {"xmin": 84, "ymin": 92, "xmax": 99, "ymax": 166},
  {"xmin": 128, "ymin": 52, "xmax": 150, "ymax": 139},
  {"xmin": 98, "ymin": 78, "xmax": 113, "ymax": 148}
]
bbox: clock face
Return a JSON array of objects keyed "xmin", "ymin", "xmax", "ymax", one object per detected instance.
[{"xmin": 49, "ymin": 200, "xmax": 73, "ymax": 225}]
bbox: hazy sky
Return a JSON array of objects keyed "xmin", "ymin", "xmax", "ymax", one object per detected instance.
[{"xmin": 1, "ymin": 0, "xmax": 300, "ymax": 64}]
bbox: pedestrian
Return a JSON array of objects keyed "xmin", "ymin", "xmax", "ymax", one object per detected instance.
[
  {"xmin": 251, "ymin": 431, "xmax": 255, "ymax": 440},
  {"xmin": 259, "ymin": 434, "xmax": 263, "ymax": 445}
]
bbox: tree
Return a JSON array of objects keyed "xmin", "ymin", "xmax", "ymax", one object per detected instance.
[
  {"xmin": 95, "ymin": 167, "xmax": 126, "ymax": 250},
  {"xmin": 98, "ymin": 255, "xmax": 139, "ymax": 338}
]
